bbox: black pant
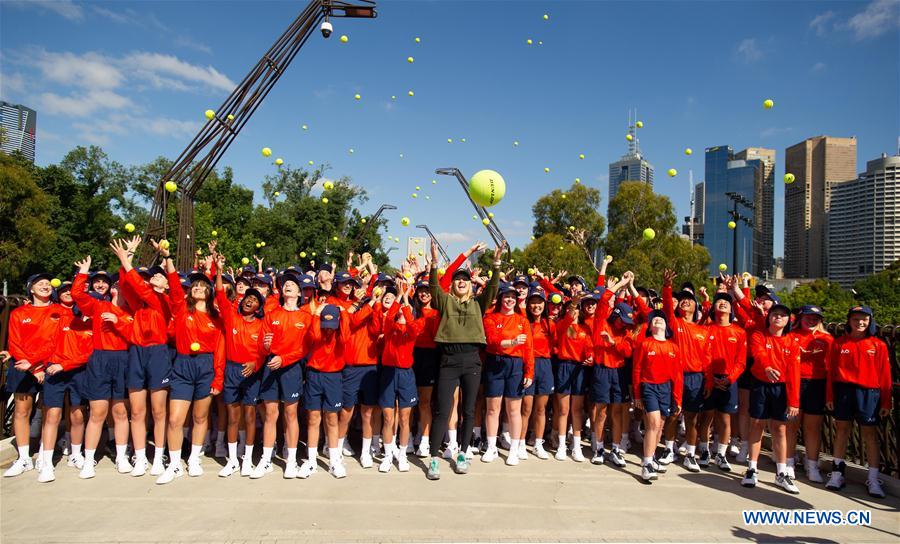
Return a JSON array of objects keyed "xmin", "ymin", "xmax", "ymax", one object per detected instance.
[{"xmin": 428, "ymin": 346, "xmax": 482, "ymax": 454}]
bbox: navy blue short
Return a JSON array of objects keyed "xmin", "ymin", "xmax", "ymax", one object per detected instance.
[
  {"xmin": 748, "ymin": 377, "xmax": 789, "ymax": 421},
  {"xmin": 681, "ymin": 372, "xmax": 705, "ymax": 413},
  {"xmin": 304, "ymin": 369, "xmax": 343, "ymax": 412},
  {"xmin": 484, "ymin": 355, "xmax": 525, "ymax": 399},
  {"xmin": 42, "ymin": 366, "xmax": 88, "ymax": 408},
  {"xmin": 737, "ymin": 358, "xmax": 755, "ymax": 390},
  {"xmin": 554, "ymin": 359, "xmax": 587, "ymax": 396},
  {"xmin": 4, "ymin": 365, "xmax": 40, "ymax": 396},
  {"xmin": 341, "ymin": 364, "xmax": 379, "ymax": 408},
  {"xmin": 524, "ymin": 357, "xmax": 554, "ymax": 396},
  {"xmin": 832, "ymin": 382, "xmax": 881, "ymax": 426},
  {"xmin": 378, "ymin": 366, "xmax": 418, "ymax": 409},
  {"xmin": 413, "ymin": 347, "xmax": 440, "ymax": 387},
  {"xmin": 704, "ymin": 374, "xmax": 738, "ymax": 414},
  {"xmin": 799, "ymin": 378, "xmax": 826, "ymax": 416},
  {"xmin": 86, "ymin": 350, "xmax": 129, "ymax": 401},
  {"xmin": 591, "ymin": 365, "xmax": 628, "ymax": 405},
  {"xmin": 258, "ymin": 359, "xmax": 302, "ymax": 403},
  {"xmin": 223, "ymin": 361, "xmax": 261, "ymax": 405},
  {"xmin": 127, "ymin": 344, "xmax": 172, "ymax": 391},
  {"xmin": 168, "ymin": 353, "xmax": 214, "ymax": 401},
  {"xmin": 640, "ymin": 381, "xmax": 673, "ymax": 416}
]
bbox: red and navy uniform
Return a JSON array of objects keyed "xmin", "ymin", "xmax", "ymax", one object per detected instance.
[
  {"xmin": 484, "ymin": 311, "xmax": 534, "ymax": 399},
  {"xmin": 337, "ymin": 297, "xmax": 383, "ymax": 409},
  {"xmin": 302, "ymin": 312, "xmax": 350, "ymax": 413},
  {"xmin": 827, "ymin": 335, "xmax": 891, "ymax": 425},
  {"xmin": 120, "ymin": 269, "xmax": 172, "ymax": 391},
  {"xmin": 216, "ymin": 288, "xmax": 266, "ymax": 406},
  {"xmin": 259, "ymin": 302, "xmax": 311, "ymax": 403},
  {"xmin": 4, "ymin": 303, "xmax": 64, "ymax": 395},
  {"xmin": 791, "ymin": 329, "xmax": 832, "ymax": 416},
  {"xmin": 591, "ymin": 317, "xmax": 634, "ymax": 405},
  {"xmin": 527, "ymin": 317, "xmax": 556, "ymax": 396},
  {"xmin": 379, "ymin": 304, "xmax": 422, "ymax": 409},
  {"xmin": 42, "ymin": 305, "xmax": 93, "ymax": 408},
  {"xmin": 748, "ymin": 331, "xmax": 800, "ymax": 421},
  {"xmin": 703, "ymin": 322, "xmax": 747, "ymax": 414},
  {"xmin": 633, "ymin": 337, "xmax": 683, "ymax": 416},
  {"xmin": 553, "ymin": 312, "xmax": 592, "ymax": 396},
  {"xmin": 663, "ymin": 285, "xmax": 710, "ymax": 413}
]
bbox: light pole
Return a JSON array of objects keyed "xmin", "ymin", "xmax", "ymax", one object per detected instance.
[{"xmin": 725, "ymin": 192, "xmax": 755, "ymax": 274}]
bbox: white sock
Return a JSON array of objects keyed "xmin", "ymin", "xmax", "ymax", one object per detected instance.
[
  {"xmin": 338, "ymin": 437, "xmax": 345, "ymax": 451},
  {"xmin": 776, "ymin": 462, "xmax": 786, "ymax": 475},
  {"xmin": 307, "ymin": 447, "xmax": 316, "ymax": 463},
  {"xmin": 487, "ymin": 436, "xmax": 497, "ymax": 450},
  {"xmin": 262, "ymin": 446, "xmax": 273, "ymax": 464},
  {"xmin": 398, "ymin": 443, "xmax": 407, "ymax": 454},
  {"xmin": 687, "ymin": 444, "xmax": 696, "ymax": 456},
  {"xmin": 868, "ymin": 467, "xmax": 879, "ymax": 480},
  {"xmin": 535, "ymin": 438, "xmax": 544, "ymax": 447},
  {"xmin": 17, "ymin": 445, "xmax": 29, "ymax": 460},
  {"xmin": 717, "ymin": 443, "xmax": 728, "ymax": 456},
  {"xmin": 85, "ymin": 449, "xmax": 96, "ymax": 463},
  {"xmin": 420, "ymin": 436, "xmax": 430, "ymax": 448},
  {"xmin": 244, "ymin": 444, "xmax": 254, "ymax": 461},
  {"xmin": 189, "ymin": 444, "xmax": 202, "ymax": 462},
  {"xmin": 448, "ymin": 430, "xmax": 457, "ymax": 447},
  {"xmin": 168, "ymin": 450, "xmax": 180, "ymax": 467},
  {"xmin": 42, "ymin": 449, "xmax": 53, "ymax": 466},
  {"xmin": 748, "ymin": 460, "xmax": 758, "ymax": 470},
  {"xmin": 510, "ymin": 439, "xmax": 520, "ymax": 452},
  {"xmin": 473, "ymin": 427, "xmax": 482, "ymax": 439},
  {"xmin": 612, "ymin": 442, "xmax": 620, "ymax": 452},
  {"xmin": 558, "ymin": 434, "xmax": 566, "ymax": 449},
  {"xmin": 287, "ymin": 447, "xmax": 297, "ymax": 465},
  {"xmin": 227, "ymin": 442, "xmax": 238, "ymax": 462},
  {"xmin": 116, "ymin": 444, "xmax": 127, "ymax": 460},
  {"xmin": 573, "ymin": 433, "xmax": 582, "ymax": 447},
  {"xmin": 665, "ymin": 440, "xmax": 674, "ymax": 451},
  {"xmin": 135, "ymin": 448, "xmax": 146, "ymax": 461},
  {"xmin": 153, "ymin": 447, "xmax": 164, "ymax": 463},
  {"xmin": 362, "ymin": 437, "xmax": 372, "ymax": 456},
  {"xmin": 216, "ymin": 431, "xmax": 225, "ymax": 444},
  {"xmin": 328, "ymin": 447, "xmax": 340, "ymax": 466},
  {"xmin": 71, "ymin": 443, "xmax": 82, "ymax": 457},
  {"xmin": 383, "ymin": 442, "xmax": 394, "ymax": 457},
  {"xmin": 643, "ymin": 456, "xmax": 653, "ymax": 465}
]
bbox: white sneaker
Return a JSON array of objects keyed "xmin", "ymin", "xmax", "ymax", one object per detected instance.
[
  {"xmin": 79, "ymin": 459, "xmax": 97, "ymax": 479},
  {"xmin": 397, "ymin": 454, "xmax": 410, "ymax": 472},
  {"xmin": 329, "ymin": 460, "xmax": 347, "ymax": 479},
  {"xmin": 37, "ymin": 465, "xmax": 56, "ymax": 483},
  {"xmin": 806, "ymin": 462, "xmax": 824, "ymax": 483},
  {"xmin": 591, "ymin": 449, "xmax": 605, "ymax": 465},
  {"xmin": 555, "ymin": 446, "xmax": 567, "ymax": 461},
  {"xmin": 442, "ymin": 444, "xmax": 459, "ymax": 460},
  {"xmin": 499, "ymin": 432, "xmax": 512, "ymax": 450},
  {"xmin": 115, "ymin": 456, "xmax": 133, "ymax": 474},
  {"xmin": 187, "ymin": 459, "xmax": 203, "ymax": 477},
  {"xmin": 283, "ymin": 461, "xmax": 300, "ymax": 479},
  {"xmin": 736, "ymin": 442, "xmax": 749, "ymax": 464},
  {"xmin": 155, "ymin": 461, "xmax": 184, "ymax": 485},
  {"xmin": 776, "ymin": 472, "xmax": 800, "ymax": 494},
  {"xmin": 683, "ymin": 454, "xmax": 700, "ymax": 473},
  {"xmin": 505, "ymin": 451, "xmax": 519, "ymax": 466},
  {"xmin": 534, "ymin": 443, "xmax": 550, "ymax": 460},
  {"xmin": 620, "ymin": 436, "xmax": 632, "ymax": 452},
  {"xmin": 657, "ymin": 448, "xmax": 675, "ymax": 465},
  {"xmin": 826, "ymin": 470, "xmax": 845, "ymax": 490},
  {"xmin": 149, "ymin": 457, "xmax": 166, "ymax": 476},
  {"xmin": 250, "ymin": 461, "xmax": 273, "ymax": 479},
  {"xmin": 517, "ymin": 442, "xmax": 528, "ymax": 460},
  {"xmin": 360, "ymin": 452, "xmax": 374, "ymax": 469},
  {"xmin": 481, "ymin": 447, "xmax": 498, "ymax": 463},
  {"xmin": 4, "ymin": 457, "xmax": 34, "ymax": 478},
  {"xmin": 131, "ymin": 457, "xmax": 149, "ymax": 477},
  {"xmin": 67, "ymin": 454, "xmax": 85, "ymax": 470},
  {"xmin": 728, "ymin": 438, "xmax": 740, "ymax": 457},
  {"xmin": 786, "ymin": 465, "xmax": 796, "ymax": 479},
  {"xmin": 867, "ymin": 478, "xmax": 886, "ymax": 499},
  {"xmin": 465, "ymin": 445, "xmax": 476, "ymax": 460},
  {"xmin": 379, "ymin": 453, "xmax": 393, "ymax": 473},
  {"xmin": 571, "ymin": 446, "xmax": 586, "ymax": 463},
  {"xmin": 641, "ymin": 463, "xmax": 658, "ymax": 481},
  {"xmin": 214, "ymin": 441, "xmax": 227, "ymax": 459},
  {"xmin": 297, "ymin": 460, "xmax": 317, "ymax": 479},
  {"xmin": 240, "ymin": 457, "xmax": 254, "ymax": 477},
  {"xmin": 609, "ymin": 447, "xmax": 627, "ymax": 467},
  {"xmin": 342, "ymin": 441, "xmax": 355, "ymax": 457},
  {"xmin": 219, "ymin": 459, "xmax": 241, "ymax": 478},
  {"xmin": 741, "ymin": 468, "xmax": 758, "ymax": 488},
  {"xmin": 415, "ymin": 442, "xmax": 430, "ymax": 458}
]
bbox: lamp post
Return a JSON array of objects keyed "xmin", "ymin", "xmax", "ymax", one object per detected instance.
[{"xmin": 725, "ymin": 192, "xmax": 755, "ymax": 274}]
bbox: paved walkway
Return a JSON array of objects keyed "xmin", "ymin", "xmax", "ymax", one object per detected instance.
[{"xmin": 2, "ymin": 448, "xmax": 898, "ymax": 543}]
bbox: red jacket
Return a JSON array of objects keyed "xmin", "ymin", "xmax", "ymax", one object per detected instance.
[
  {"xmin": 663, "ymin": 285, "xmax": 711, "ymax": 373},
  {"xmin": 633, "ymin": 337, "xmax": 683, "ymax": 406},
  {"xmin": 484, "ymin": 311, "xmax": 535, "ymax": 380},
  {"xmin": 704, "ymin": 322, "xmax": 747, "ymax": 387},
  {"xmin": 554, "ymin": 313, "xmax": 593, "ymax": 363},
  {"xmin": 592, "ymin": 320, "xmax": 634, "ymax": 369},
  {"xmin": 215, "ymin": 288, "xmax": 265, "ymax": 370},
  {"xmin": 343, "ymin": 303, "xmax": 383, "ymax": 366},
  {"xmin": 72, "ymin": 273, "xmax": 132, "ymax": 351},
  {"xmin": 530, "ymin": 318, "xmax": 556, "ymax": 359},
  {"xmin": 120, "ymin": 269, "xmax": 170, "ymax": 346},
  {"xmin": 166, "ymin": 271, "xmax": 226, "ymax": 391},
  {"xmin": 381, "ymin": 305, "xmax": 423, "ymax": 369},
  {"xmin": 52, "ymin": 306, "xmax": 94, "ymax": 371},
  {"xmin": 749, "ymin": 330, "xmax": 801, "ymax": 409},
  {"xmin": 305, "ymin": 313, "xmax": 350, "ymax": 372},
  {"xmin": 791, "ymin": 329, "xmax": 832, "ymax": 380},
  {"xmin": 262, "ymin": 304, "xmax": 312, "ymax": 368},
  {"xmin": 827, "ymin": 335, "xmax": 891, "ymax": 410},
  {"xmin": 6, "ymin": 303, "xmax": 63, "ymax": 372},
  {"xmin": 413, "ymin": 306, "xmax": 440, "ymax": 349}
]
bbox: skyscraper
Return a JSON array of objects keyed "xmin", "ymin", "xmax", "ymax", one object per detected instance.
[
  {"xmin": 784, "ymin": 136, "xmax": 857, "ymax": 278},
  {"xmin": 681, "ymin": 181, "xmax": 704, "ymax": 245},
  {"xmin": 735, "ymin": 147, "xmax": 775, "ymax": 277},
  {"xmin": 608, "ymin": 110, "xmax": 653, "ymax": 212},
  {"xmin": 0, "ymin": 101, "xmax": 36, "ymax": 163},
  {"xmin": 827, "ymin": 153, "xmax": 900, "ymax": 287},
  {"xmin": 703, "ymin": 146, "xmax": 762, "ymax": 275}
]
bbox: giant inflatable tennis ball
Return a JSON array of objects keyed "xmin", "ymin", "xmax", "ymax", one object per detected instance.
[
  {"xmin": 763, "ymin": 99, "xmax": 774, "ymax": 109},
  {"xmin": 125, "ymin": 223, "xmax": 135, "ymax": 233},
  {"xmin": 626, "ymin": 134, "xmax": 633, "ymax": 141},
  {"xmin": 550, "ymin": 293, "xmax": 563, "ymax": 304},
  {"xmin": 262, "ymin": 147, "xmax": 272, "ymax": 157},
  {"xmin": 728, "ymin": 221, "xmax": 736, "ymax": 230},
  {"xmin": 685, "ymin": 148, "xmax": 693, "ymax": 156},
  {"xmin": 165, "ymin": 181, "xmax": 177, "ymax": 193},
  {"xmin": 241, "ymin": 257, "xmax": 250, "ymax": 265},
  {"xmin": 642, "ymin": 228, "xmax": 656, "ymax": 241},
  {"xmin": 468, "ymin": 169, "xmax": 506, "ymax": 207},
  {"xmin": 636, "ymin": 121, "xmax": 643, "ymax": 128},
  {"xmin": 340, "ymin": 35, "xmax": 349, "ymax": 43},
  {"xmin": 668, "ymin": 168, "xmax": 677, "ymax": 177},
  {"xmin": 719, "ymin": 263, "xmax": 728, "ymax": 271},
  {"xmin": 50, "ymin": 278, "xmax": 62, "ymax": 288},
  {"xmin": 190, "ymin": 342, "xmax": 201, "ymax": 352},
  {"xmin": 784, "ymin": 173, "xmax": 795, "ymax": 184},
  {"xmin": 401, "ymin": 217, "xmax": 410, "ymax": 226},
  {"xmin": 204, "ymin": 109, "xmax": 215, "ymax": 120},
  {"xmin": 275, "ymin": 158, "xmax": 283, "ymax": 166}
]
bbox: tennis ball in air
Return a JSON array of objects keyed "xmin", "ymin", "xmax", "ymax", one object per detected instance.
[
  {"xmin": 322, "ymin": 197, "xmax": 329, "ymax": 204},
  {"xmin": 668, "ymin": 168, "xmax": 677, "ymax": 177},
  {"xmin": 242, "ymin": 257, "xmax": 249, "ymax": 265},
  {"xmin": 468, "ymin": 170, "xmax": 506, "ymax": 207},
  {"xmin": 685, "ymin": 148, "xmax": 693, "ymax": 156},
  {"xmin": 354, "ymin": 93, "xmax": 361, "ymax": 100},
  {"xmin": 340, "ymin": 35, "xmax": 348, "ymax": 43},
  {"xmin": 50, "ymin": 278, "xmax": 61, "ymax": 288},
  {"xmin": 204, "ymin": 110, "xmax": 215, "ymax": 120},
  {"xmin": 642, "ymin": 228, "xmax": 656, "ymax": 241},
  {"xmin": 550, "ymin": 293, "xmax": 562, "ymax": 304},
  {"xmin": 125, "ymin": 223, "xmax": 135, "ymax": 233},
  {"xmin": 579, "ymin": 154, "xmax": 585, "ymax": 160},
  {"xmin": 719, "ymin": 263, "xmax": 728, "ymax": 271},
  {"xmin": 784, "ymin": 173, "xmax": 795, "ymax": 184},
  {"xmin": 159, "ymin": 240, "xmax": 170, "ymax": 250},
  {"xmin": 482, "ymin": 218, "xmax": 491, "ymax": 226},
  {"xmin": 763, "ymin": 99, "xmax": 774, "ymax": 109},
  {"xmin": 275, "ymin": 158, "xmax": 283, "ymax": 166},
  {"xmin": 728, "ymin": 221, "xmax": 736, "ymax": 229},
  {"xmin": 323, "ymin": 181, "xmax": 334, "ymax": 190},
  {"xmin": 636, "ymin": 121, "xmax": 643, "ymax": 128},
  {"xmin": 300, "ymin": 251, "xmax": 307, "ymax": 258},
  {"xmin": 401, "ymin": 217, "xmax": 410, "ymax": 226},
  {"xmin": 262, "ymin": 147, "xmax": 272, "ymax": 157},
  {"xmin": 165, "ymin": 181, "xmax": 177, "ymax": 193},
  {"xmin": 626, "ymin": 134, "xmax": 633, "ymax": 141},
  {"xmin": 211, "ymin": 230, "xmax": 218, "ymax": 237}
]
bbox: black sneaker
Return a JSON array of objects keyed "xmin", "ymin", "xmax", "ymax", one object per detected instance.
[{"xmin": 698, "ymin": 449, "xmax": 711, "ymax": 467}]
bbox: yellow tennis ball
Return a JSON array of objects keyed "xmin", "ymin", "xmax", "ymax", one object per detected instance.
[
  {"xmin": 401, "ymin": 217, "xmax": 410, "ymax": 226},
  {"xmin": 302, "ymin": 124, "xmax": 308, "ymax": 130},
  {"xmin": 763, "ymin": 99, "xmax": 774, "ymax": 109},
  {"xmin": 227, "ymin": 114, "xmax": 234, "ymax": 121},
  {"xmin": 275, "ymin": 158, "xmax": 283, "ymax": 166},
  {"xmin": 165, "ymin": 181, "xmax": 177, "ymax": 193},
  {"xmin": 159, "ymin": 239, "xmax": 170, "ymax": 250},
  {"xmin": 784, "ymin": 173, "xmax": 795, "ymax": 184},
  {"xmin": 322, "ymin": 197, "xmax": 329, "ymax": 204},
  {"xmin": 50, "ymin": 278, "xmax": 61, "ymax": 288},
  {"xmin": 412, "ymin": 193, "xmax": 418, "ymax": 198},
  {"xmin": 349, "ymin": 148, "xmax": 354, "ymax": 154},
  {"xmin": 684, "ymin": 148, "xmax": 693, "ymax": 156},
  {"xmin": 719, "ymin": 263, "xmax": 728, "ymax": 271},
  {"xmin": 527, "ymin": 39, "xmax": 533, "ymax": 45},
  {"xmin": 300, "ymin": 251, "xmax": 307, "ymax": 258},
  {"xmin": 415, "ymin": 37, "xmax": 421, "ymax": 43},
  {"xmin": 125, "ymin": 223, "xmax": 135, "ymax": 233},
  {"xmin": 190, "ymin": 342, "xmax": 201, "ymax": 352},
  {"xmin": 373, "ymin": 286, "xmax": 383, "ymax": 296},
  {"xmin": 636, "ymin": 121, "xmax": 643, "ymax": 128},
  {"xmin": 488, "ymin": 212, "xmax": 495, "ymax": 218},
  {"xmin": 527, "ymin": 268, "xmax": 535, "ymax": 275},
  {"xmin": 415, "ymin": 186, "xmax": 421, "ymax": 190},
  {"xmin": 643, "ymin": 228, "xmax": 656, "ymax": 240},
  {"xmin": 255, "ymin": 243, "xmax": 261, "ymax": 248},
  {"xmin": 260, "ymin": 241, "xmax": 265, "ymax": 247},
  {"xmin": 568, "ymin": 226, "xmax": 575, "ymax": 231},
  {"xmin": 361, "ymin": 218, "xmax": 367, "ymax": 224},
  {"xmin": 262, "ymin": 147, "xmax": 272, "ymax": 157},
  {"xmin": 561, "ymin": 194, "xmax": 567, "ymax": 199},
  {"xmin": 242, "ymin": 257, "xmax": 249, "ymax": 265},
  {"xmin": 447, "ymin": 138, "xmax": 453, "ymax": 143},
  {"xmin": 513, "ymin": 140, "xmax": 519, "ymax": 147},
  {"xmin": 354, "ymin": 93, "xmax": 361, "ymax": 100},
  {"xmin": 579, "ymin": 154, "xmax": 585, "ymax": 160},
  {"xmin": 544, "ymin": 167, "xmax": 550, "ymax": 173},
  {"xmin": 408, "ymin": 90, "xmax": 414, "ymax": 97},
  {"xmin": 204, "ymin": 109, "xmax": 215, "ymax": 120},
  {"xmin": 323, "ymin": 181, "xmax": 334, "ymax": 190},
  {"xmin": 575, "ymin": 178, "xmax": 581, "ymax": 183},
  {"xmin": 211, "ymin": 230, "xmax": 218, "ymax": 237},
  {"xmin": 308, "ymin": 160, "xmax": 314, "ymax": 166},
  {"xmin": 626, "ymin": 134, "xmax": 633, "ymax": 141},
  {"xmin": 461, "ymin": 138, "xmax": 466, "ymax": 143},
  {"xmin": 333, "ymin": 236, "xmax": 338, "ymax": 241},
  {"xmin": 728, "ymin": 221, "xmax": 736, "ymax": 229},
  {"xmin": 668, "ymin": 168, "xmax": 677, "ymax": 177},
  {"xmin": 468, "ymin": 169, "xmax": 506, "ymax": 207},
  {"xmin": 340, "ymin": 35, "xmax": 348, "ymax": 43},
  {"xmin": 407, "ymin": 56, "xmax": 414, "ymax": 63},
  {"xmin": 438, "ymin": 268, "xmax": 446, "ymax": 276},
  {"xmin": 543, "ymin": 14, "xmax": 549, "ymax": 20},
  {"xmin": 273, "ymin": 191, "xmax": 280, "ymax": 197},
  {"xmin": 311, "ymin": 252, "xmax": 316, "ymax": 256},
  {"xmin": 550, "ymin": 293, "xmax": 563, "ymax": 304}
]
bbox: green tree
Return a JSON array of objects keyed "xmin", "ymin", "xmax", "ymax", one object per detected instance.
[
  {"xmin": 854, "ymin": 260, "xmax": 900, "ymax": 324},
  {"xmin": 532, "ymin": 182, "xmax": 606, "ymax": 254},
  {"xmin": 522, "ymin": 234, "xmax": 596, "ymax": 280},
  {"xmin": 775, "ymin": 279, "xmax": 857, "ymax": 324},
  {"xmin": 0, "ymin": 153, "xmax": 55, "ymax": 287}
]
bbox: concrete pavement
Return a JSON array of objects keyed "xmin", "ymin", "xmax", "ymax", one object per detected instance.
[{"xmin": 2, "ymin": 448, "xmax": 899, "ymax": 543}]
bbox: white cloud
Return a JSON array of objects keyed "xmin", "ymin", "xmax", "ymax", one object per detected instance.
[
  {"xmin": 845, "ymin": 0, "xmax": 900, "ymax": 40},
  {"xmin": 735, "ymin": 38, "xmax": 763, "ymax": 62},
  {"xmin": 172, "ymin": 36, "xmax": 213, "ymax": 55},
  {"xmin": 123, "ymin": 52, "xmax": 234, "ymax": 92},
  {"xmin": 810, "ymin": 62, "xmax": 827, "ymax": 73},
  {"xmin": 37, "ymin": 90, "xmax": 133, "ymax": 117},
  {"xmin": 8, "ymin": 0, "xmax": 83, "ymax": 21},
  {"xmin": 760, "ymin": 126, "xmax": 794, "ymax": 139},
  {"xmin": 0, "ymin": 72, "xmax": 27, "ymax": 94},
  {"xmin": 435, "ymin": 232, "xmax": 470, "ymax": 243},
  {"xmin": 143, "ymin": 117, "xmax": 201, "ymax": 138},
  {"xmin": 35, "ymin": 50, "xmax": 124, "ymax": 89},
  {"xmin": 90, "ymin": 5, "xmax": 133, "ymax": 24},
  {"xmin": 809, "ymin": 11, "xmax": 835, "ymax": 36}
]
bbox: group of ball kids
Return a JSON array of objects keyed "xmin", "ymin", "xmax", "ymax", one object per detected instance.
[{"xmin": 2, "ymin": 235, "xmax": 892, "ymax": 498}]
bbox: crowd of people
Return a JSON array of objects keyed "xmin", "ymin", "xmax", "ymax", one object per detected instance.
[{"xmin": 1, "ymin": 235, "xmax": 892, "ymax": 499}]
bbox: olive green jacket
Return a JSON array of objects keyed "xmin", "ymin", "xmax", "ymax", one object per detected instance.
[{"xmin": 429, "ymin": 265, "xmax": 499, "ymax": 345}]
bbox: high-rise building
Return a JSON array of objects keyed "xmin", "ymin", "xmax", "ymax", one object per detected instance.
[
  {"xmin": 735, "ymin": 148, "xmax": 775, "ymax": 278},
  {"xmin": 0, "ymin": 101, "xmax": 36, "ymax": 162},
  {"xmin": 784, "ymin": 136, "xmax": 857, "ymax": 278},
  {"xmin": 681, "ymin": 181, "xmax": 704, "ymax": 244},
  {"xmin": 827, "ymin": 153, "xmax": 900, "ymax": 287},
  {"xmin": 703, "ymin": 145, "xmax": 764, "ymax": 276},
  {"xmin": 608, "ymin": 110, "xmax": 653, "ymax": 211}
]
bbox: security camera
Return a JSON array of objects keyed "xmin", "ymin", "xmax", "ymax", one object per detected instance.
[{"xmin": 320, "ymin": 21, "xmax": 333, "ymax": 38}]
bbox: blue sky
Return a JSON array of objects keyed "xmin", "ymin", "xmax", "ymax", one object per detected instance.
[{"xmin": 2, "ymin": 0, "xmax": 898, "ymax": 264}]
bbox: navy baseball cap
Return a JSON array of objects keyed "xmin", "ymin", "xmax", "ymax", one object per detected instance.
[
  {"xmin": 512, "ymin": 274, "xmax": 530, "ymax": 287},
  {"xmin": 278, "ymin": 272, "xmax": 301, "ymax": 290},
  {"xmin": 374, "ymin": 273, "xmax": 394, "ymax": 285},
  {"xmin": 252, "ymin": 273, "xmax": 273, "ymax": 288},
  {"xmin": 298, "ymin": 275, "xmax": 317, "ymax": 290},
  {"xmin": 526, "ymin": 286, "xmax": 547, "ymax": 301},
  {"xmin": 241, "ymin": 265, "xmax": 256, "ymax": 277},
  {"xmin": 320, "ymin": 304, "xmax": 341, "ymax": 329},
  {"xmin": 414, "ymin": 280, "xmax": 429, "ymax": 290},
  {"xmin": 187, "ymin": 272, "xmax": 213, "ymax": 287},
  {"xmin": 847, "ymin": 305, "xmax": 874, "ymax": 318},
  {"xmin": 221, "ymin": 274, "xmax": 236, "ymax": 287},
  {"xmin": 497, "ymin": 282, "xmax": 516, "ymax": 296},
  {"xmin": 334, "ymin": 271, "xmax": 360, "ymax": 285},
  {"xmin": 89, "ymin": 270, "xmax": 112, "ymax": 284},
  {"xmin": 610, "ymin": 302, "xmax": 635, "ymax": 326},
  {"xmin": 797, "ymin": 305, "xmax": 824, "ymax": 319},
  {"xmin": 568, "ymin": 275, "xmax": 587, "ymax": 288},
  {"xmin": 451, "ymin": 268, "xmax": 472, "ymax": 281}
]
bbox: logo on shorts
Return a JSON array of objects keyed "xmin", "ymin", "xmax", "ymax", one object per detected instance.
[
  {"xmin": 334, "ymin": 402, "xmax": 343, "ymax": 408},
  {"xmin": 291, "ymin": 392, "xmax": 300, "ymax": 398},
  {"xmin": 161, "ymin": 378, "xmax": 169, "ymax": 384},
  {"xmin": 410, "ymin": 397, "xmax": 417, "ymax": 402}
]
